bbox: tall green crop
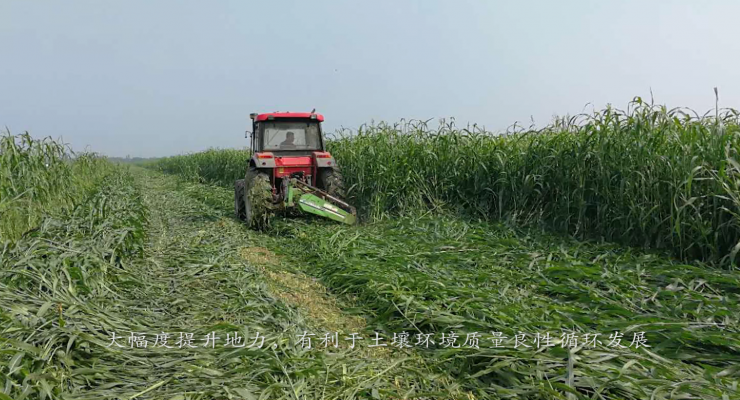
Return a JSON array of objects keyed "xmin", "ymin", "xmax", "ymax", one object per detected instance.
[
  {"xmin": 148, "ymin": 99, "xmax": 740, "ymax": 266},
  {"xmin": 150, "ymin": 148, "xmax": 250, "ymax": 188},
  {"xmin": 0, "ymin": 132, "xmax": 112, "ymax": 241},
  {"xmin": 328, "ymin": 99, "xmax": 740, "ymax": 265}
]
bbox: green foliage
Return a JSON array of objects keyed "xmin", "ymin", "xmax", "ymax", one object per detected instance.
[
  {"xmin": 174, "ymin": 174, "xmax": 739, "ymax": 400},
  {"xmin": 107, "ymin": 155, "xmax": 162, "ymax": 164},
  {"xmin": 147, "ymin": 99, "xmax": 740, "ymax": 265},
  {"xmin": 150, "ymin": 148, "xmax": 250, "ymax": 187},
  {"xmin": 138, "ymin": 98, "xmax": 740, "ymax": 397},
  {"xmin": 0, "ymin": 168, "xmax": 149, "ymax": 399},
  {"xmin": 1, "ymin": 169, "xmax": 465, "ymax": 399},
  {"xmin": 328, "ymin": 99, "xmax": 740, "ymax": 265},
  {"xmin": 0, "ymin": 132, "xmax": 113, "ymax": 241},
  {"xmin": 272, "ymin": 216, "xmax": 740, "ymax": 399}
]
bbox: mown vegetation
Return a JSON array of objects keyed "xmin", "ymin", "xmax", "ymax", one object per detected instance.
[
  {"xmin": 0, "ymin": 134, "xmax": 465, "ymax": 399},
  {"xmin": 1, "ymin": 134, "xmax": 147, "ymax": 397},
  {"xmin": 5, "ymin": 97, "xmax": 740, "ymax": 399},
  {"xmin": 271, "ymin": 217, "xmax": 740, "ymax": 399},
  {"xmin": 164, "ymin": 176, "xmax": 740, "ymax": 399},
  {"xmin": 144, "ymin": 99, "xmax": 740, "ymax": 399}
]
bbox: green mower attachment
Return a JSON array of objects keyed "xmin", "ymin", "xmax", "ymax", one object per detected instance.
[{"xmin": 283, "ymin": 178, "xmax": 357, "ymax": 225}]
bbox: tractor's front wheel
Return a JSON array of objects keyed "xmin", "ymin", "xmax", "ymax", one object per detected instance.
[
  {"xmin": 245, "ymin": 170, "xmax": 272, "ymax": 230},
  {"xmin": 234, "ymin": 179, "xmax": 246, "ymax": 221}
]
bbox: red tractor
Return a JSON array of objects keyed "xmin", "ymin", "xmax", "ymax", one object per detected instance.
[{"xmin": 234, "ymin": 111, "xmax": 356, "ymax": 228}]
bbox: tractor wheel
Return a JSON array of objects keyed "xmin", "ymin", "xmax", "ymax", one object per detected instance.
[
  {"xmin": 245, "ymin": 170, "xmax": 272, "ymax": 229},
  {"xmin": 234, "ymin": 179, "xmax": 246, "ymax": 221},
  {"xmin": 320, "ymin": 168, "xmax": 346, "ymax": 199}
]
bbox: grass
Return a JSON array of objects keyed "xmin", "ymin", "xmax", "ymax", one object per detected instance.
[
  {"xmin": 150, "ymin": 148, "xmax": 250, "ymax": 188},
  {"xmin": 269, "ymin": 216, "xmax": 740, "ymax": 399},
  {"xmin": 7, "ymin": 96, "xmax": 740, "ymax": 398},
  {"xmin": 164, "ymin": 173, "xmax": 740, "ymax": 399},
  {"xmin": 326, "ymin": 98, "xmax": 740, "ymax": 266},
  {"xmin": 150, "ymin": 99, "xmax": 740, "ymax": 267},
  {"xmin": 0, "ymin": 168, "xmax": 149, "ymax": 398},
  {"xmin": 0, "ymin": 160, "xmax": 468, "ymax": 399},
  {"xmin": 0, "ymin": 132, "xmax": 112, "ymax": 241}
]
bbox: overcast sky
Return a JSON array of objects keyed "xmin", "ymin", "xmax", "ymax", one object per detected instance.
[{"xmin": 1, "ymin": 1, "xmax": 739, "ymax": 157}]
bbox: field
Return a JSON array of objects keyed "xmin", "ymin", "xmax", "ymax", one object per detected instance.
[{"xmin": 1, "ymin": 100, "xmax": 739, "ymax": 400}]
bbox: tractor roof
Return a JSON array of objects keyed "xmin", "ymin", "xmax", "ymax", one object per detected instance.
[{"xmin": 255, "ymin": 112, "xmax": 324, "ymax": 122}]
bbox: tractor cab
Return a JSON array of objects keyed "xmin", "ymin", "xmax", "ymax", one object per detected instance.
[
  {"xmin": 247, "ymin": 112, "xmax": 337, "ymax": 187},
  {"xmin": 235, "ymin": 111, "xmax": 354, "ymax": 229},
  {"xmin": 249, "ymin": 112, "xmax": 324, "ymax": 155}
]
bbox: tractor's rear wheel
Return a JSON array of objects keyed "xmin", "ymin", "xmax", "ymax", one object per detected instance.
[
  {"xmin": 234, "ymin": 179, "xmax": 246, "ymax": 221},
  {"xmin": 320, "ymin": 168, "xmax": 346, "ymax": 199},
  {"xmin": 245, "ymin": 170, "xmax": 272, "ymax": 230}
]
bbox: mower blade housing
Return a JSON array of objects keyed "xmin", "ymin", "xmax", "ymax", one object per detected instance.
[{"xmin": 295, "ymin": 192, "xmax": 356, "ymax": 225}]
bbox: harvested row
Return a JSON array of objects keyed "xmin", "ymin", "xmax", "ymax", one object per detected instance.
[
  {"xmin": 0, "ymin": 169, "xmax": 148, "ymax": 398},
  {"xmin": 0, "ymin": 159, "xmax": 469, "ymax": 399},
  {"xmin": 273, "ymin": 217, "xmax": 740, "ymax": 399},
  {"xmin": 156, "ymin": 169, "xmax": 740, "ymax": 399},
  {"xmin": 155, "ymin": 170, "xmax": 471, "ymax": 399}
]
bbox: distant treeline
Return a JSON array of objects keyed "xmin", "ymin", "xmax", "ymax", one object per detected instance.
[{"xmin": 107, "ymin": 156, "xmax": 161, "ymax": 164}]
